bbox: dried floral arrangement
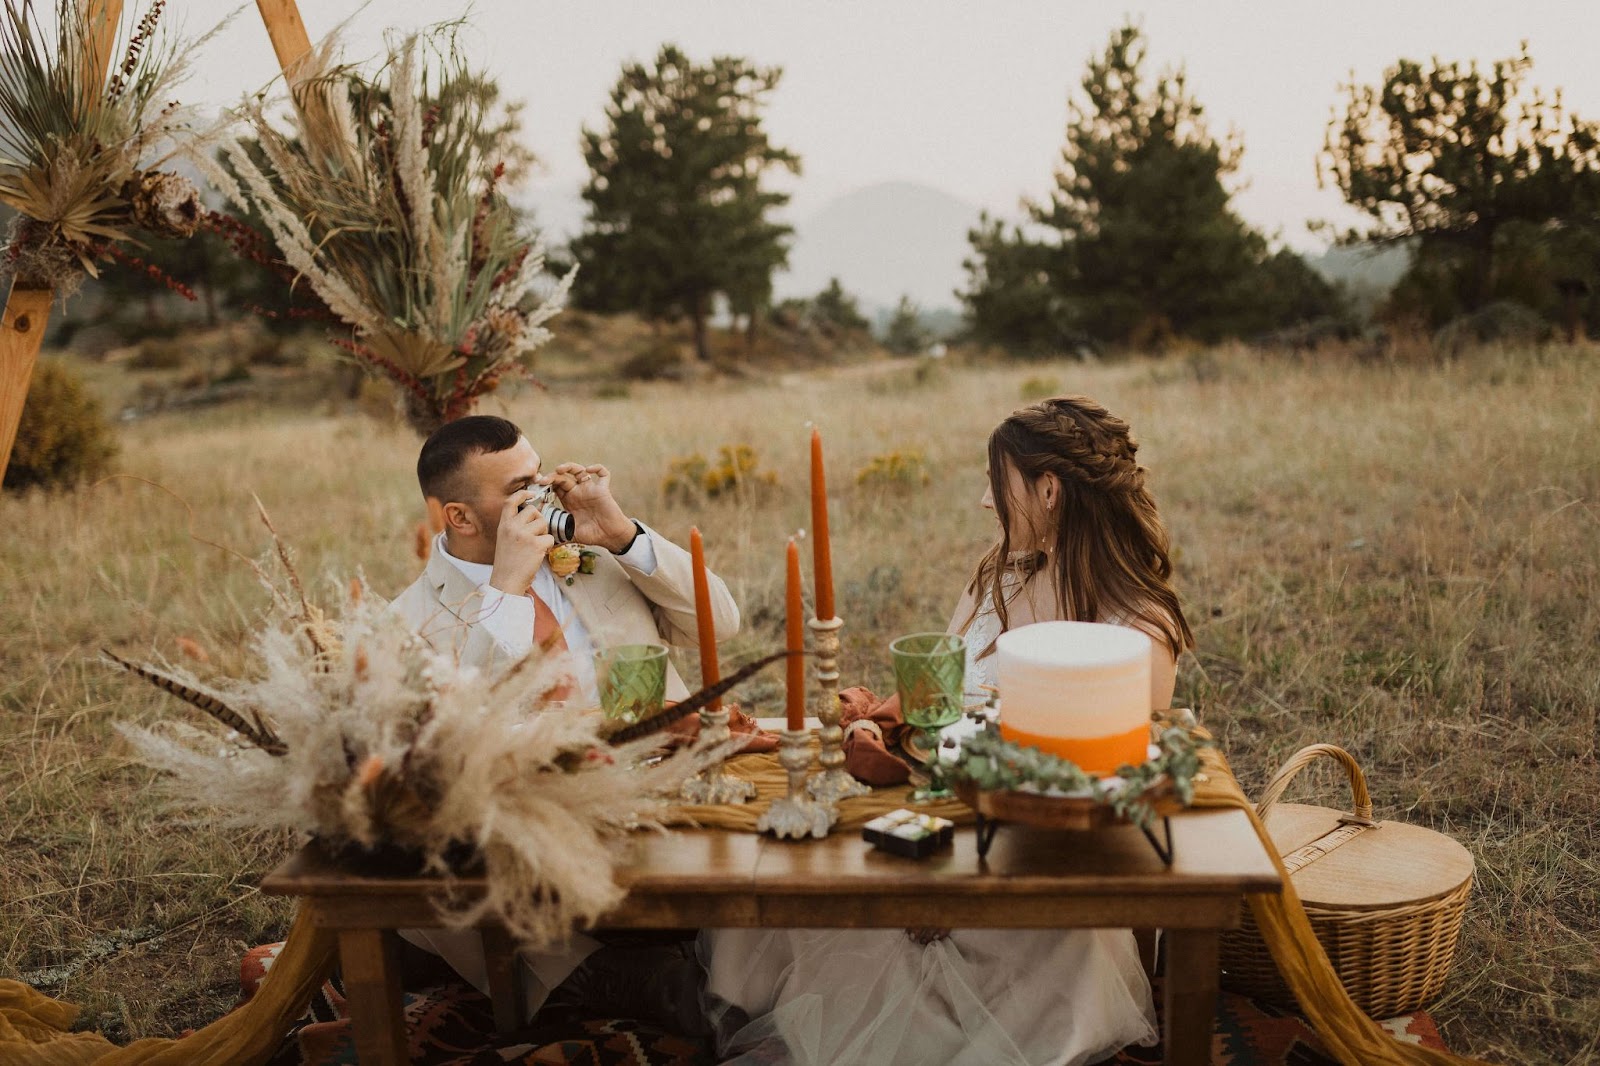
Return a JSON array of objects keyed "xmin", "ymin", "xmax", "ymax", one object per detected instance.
[
  {"xmin": 200, "ymin": 28, "xmax": 575, "ymax": 435},
  {"xmin": 949, "ymin": 723, "xmax": 1209, "ymax": 828},
  {"xmin": 106, "ymin": 508, "xmax": 782, "ymax": 947},
  {"xmin": 0, "ymin": 0, "xmax": 214, "ymax": 292}
]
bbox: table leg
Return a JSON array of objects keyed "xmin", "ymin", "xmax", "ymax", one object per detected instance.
[
  {"xmin": 481, "ymin": 926, "xmax": 525, "ymax": 1034},
  {"xmin": 339, "ymin": 929, "xmax": 408, "ymax": 1065},
  {"xmin": 1162, "ymin": 928, "xmax": 1219, "ymax": 1066}
]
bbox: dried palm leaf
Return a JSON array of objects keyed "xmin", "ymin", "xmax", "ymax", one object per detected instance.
[{"xmin": 0, "ymin": 0, "xmax": 221, "ymax": 286}]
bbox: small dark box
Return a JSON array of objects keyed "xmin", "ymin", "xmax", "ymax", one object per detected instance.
[{"xmin": 862, "ymin": 808, "xmax": 956, "ymax": 859}]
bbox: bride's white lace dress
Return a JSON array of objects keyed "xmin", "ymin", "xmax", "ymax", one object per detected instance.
[{"xmin": 697, "ymin": 592, "xmax": 1158, "ymax": 1066}]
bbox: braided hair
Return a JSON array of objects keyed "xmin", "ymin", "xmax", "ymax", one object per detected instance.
[{"xmin": 966, "ymin": 395, "xmax": 1193, "ymax": 658}]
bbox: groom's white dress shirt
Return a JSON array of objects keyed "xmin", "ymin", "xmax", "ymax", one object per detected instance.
[{"xmin": 431, "ymin": 531, "xmax": 659, "ymax": 705}]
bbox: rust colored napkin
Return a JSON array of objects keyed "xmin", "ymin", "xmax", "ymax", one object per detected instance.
[
  {"xmin": 840, "ymin": 687, "xmax": 918, "ymax": 786},
  {"xmin": 663, "ymin": 703, "xmax": 780, "ymax": 754}
]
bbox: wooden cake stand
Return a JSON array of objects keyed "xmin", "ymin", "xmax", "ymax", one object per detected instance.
[{"xmin": 954, "ymin": 776, "xmax": 1185, "ymax": 864}]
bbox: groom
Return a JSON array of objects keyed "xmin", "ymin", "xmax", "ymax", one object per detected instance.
[
  {"xmin": 393, "ymin": 414, "xmax": 738, "ymax": 700},
  {"xmin": 391, "ymin": 414, "xmax": 739, "ymax": 1035}
]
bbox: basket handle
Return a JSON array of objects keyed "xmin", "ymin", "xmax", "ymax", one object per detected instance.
[{"xmin": 1256, "ymin": 743, "xmax": 1375, "ymax": 825}]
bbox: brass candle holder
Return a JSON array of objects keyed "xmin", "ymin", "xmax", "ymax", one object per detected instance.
[
  {"xmin": 806, "ymin": 615, "xmax": 870, "ymax": 804},
  {"xmin": 679, "ymin": 707, "xmax": 755, "ymax": 805},
  {"xmin": 758, "ymin": 728, "xmax": 836, "ymax": 839}
]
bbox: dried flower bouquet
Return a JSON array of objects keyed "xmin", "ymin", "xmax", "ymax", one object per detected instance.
[
  {"xmin": 0, "ymin": 0, "xmax": 215, "ymax": 290},
  {"xmin": 202, "ymin": 27, "xmax": 575, "ymax": 435},
  {"xmin": 107, "ymin": 514, "xmax": 779, "ymax": 947}
]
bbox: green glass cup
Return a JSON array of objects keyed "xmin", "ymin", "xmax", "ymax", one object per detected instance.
[
  {"xmin": 890, "ymin": 632, "xmax": 966, "ymax": 802},
  {"xmin": 593, "ymin": 643, "xmax": 668, "ymax": 724}
]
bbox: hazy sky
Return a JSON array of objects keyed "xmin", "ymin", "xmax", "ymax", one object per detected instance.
[{"xmin": 187, "ymin": 1, "xmax": 1600, "ymax": 249}]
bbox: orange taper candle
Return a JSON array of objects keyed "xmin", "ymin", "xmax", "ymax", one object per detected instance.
[
  {"xmin": 690, "ymin": 527, "xmax": 721, "ymax": 711},
  {"xmin": 785, "ymin": 537, "xmax": 805, "ymax": 731},
  {"xmin": 810, "ymin": 428, "xmax": 835, "ymax": 621}
]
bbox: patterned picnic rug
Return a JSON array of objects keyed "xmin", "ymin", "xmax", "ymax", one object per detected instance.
[{"xmin": 243, "ymin": 943, "xmax": 1450, "ymax": 1066}]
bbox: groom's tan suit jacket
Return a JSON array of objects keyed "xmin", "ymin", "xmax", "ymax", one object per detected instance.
[{"xmin": 390, "ymin": 524, "xmax": 739, "ymax": 702}]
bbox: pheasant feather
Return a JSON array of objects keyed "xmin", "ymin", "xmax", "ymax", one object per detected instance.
[
  {"xmin": 602, "ymin": 651, "xmax": 797, "ymax": 745},
  {"xmin": 101, "ymin": 650, "xmax": 288, "ymax": 755}
]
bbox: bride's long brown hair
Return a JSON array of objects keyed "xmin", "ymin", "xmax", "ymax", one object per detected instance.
[{"xmin": 966, "ymin": 395, "xmax": 1194, "ymax": 658}]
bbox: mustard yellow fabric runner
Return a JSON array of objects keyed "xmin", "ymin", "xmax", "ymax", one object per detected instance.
[
  {"xmin": 0, "ymin": 742, "xmax": 1489, "ymax": 1065},
  {"xmin": 0, "ymin": 910, "xmax": 335, "ymax": 1066}
]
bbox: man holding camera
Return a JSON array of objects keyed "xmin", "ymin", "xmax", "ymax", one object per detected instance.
[
  {"xmin": 393, "ymin": 414, "xmax": 737, "ymax": 702},
  {"xmin": 391, "ymin": 414, "xmax": 739, "ymax": 1036}
]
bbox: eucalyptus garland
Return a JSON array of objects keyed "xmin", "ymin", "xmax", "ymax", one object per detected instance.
[{"xmin": 949, "ymin": 723, "xmax": 1210, "ymax": 828}]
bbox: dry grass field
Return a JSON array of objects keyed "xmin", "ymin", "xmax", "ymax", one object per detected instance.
[{"xmin": 2, "ymin": 342, "xmax": 1597, "ymax": 1063}]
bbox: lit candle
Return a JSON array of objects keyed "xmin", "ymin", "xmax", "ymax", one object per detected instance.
[
  {"xmin": 690, "ymin": 527, "xmax": 721, "ymax": 711},
  {"xmin": 786, "ymin": 538, "xmax": 805, "ymax": 731},
  {"xmin": 810, "ymin": 427, "xmax": 835, "ymax": 621}
]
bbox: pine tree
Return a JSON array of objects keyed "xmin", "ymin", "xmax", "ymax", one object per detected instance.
[
  {"xmin": 961, "ymin": 22, "xmax": 1340, "ymax": 352},
  {"xmin": 883, "ymin": 295, "xmax": 930, "ymax": 355},
  {"xmin": 812, "ymin": 277, "xmax": 870, "ymax": 333},
  {"xmin": 571, "ymin": 45, "xmax": 799, "ymax": 361},
  {"xmin": 1030, "ymin": 22, "xmax": 1265, "ymax": 345},
  {"xmin": 1321, "ymin": 44, "xmax": 1600, "ymax": 320}
]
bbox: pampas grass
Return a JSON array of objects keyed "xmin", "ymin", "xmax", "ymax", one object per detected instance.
[
  {"xmin": 202, "ymin": 26, "xmax": 575, "ymax": 435},
  {"xmin": 107, "ymin": 522, "xmax": 735, "ymax": 948}
]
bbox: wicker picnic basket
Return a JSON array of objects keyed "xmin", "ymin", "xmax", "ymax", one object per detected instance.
[{"xmin": 1219, "ymin": 743, "xmax": 1474, "ymax": 1018}]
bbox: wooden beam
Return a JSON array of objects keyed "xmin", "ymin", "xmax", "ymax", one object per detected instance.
[
  {"xmin": 0, "ymin": 0, "xmax": 123, "ymax": 484},
  {"xmin": 255, "ymin": 0, "xmax": 313, "ymax": 86},
  {"xmin": 0, "ymin": 285, "xmax": 55, "ymax": 481}
]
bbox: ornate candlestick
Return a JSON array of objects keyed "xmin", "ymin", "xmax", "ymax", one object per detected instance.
[
  {"xmin": 680, "ymin": 707, "xmax": 755, "ymax": 805},
  {"xmin": 758, "ymin": 729, "xmax": 836, "ymax": 839},
  {"xmin": 806, "ymin": 615, "xmax": 871, "ymax": 803}
]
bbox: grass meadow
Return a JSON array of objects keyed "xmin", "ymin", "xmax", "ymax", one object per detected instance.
[{"xmin": 2, "ymin": 342, "xmax": 1597, "ymax": 1063}]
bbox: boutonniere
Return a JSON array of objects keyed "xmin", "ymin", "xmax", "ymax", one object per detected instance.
[{"xmin": 549, "ymin": 544, "xmax": 600, "ymax": 586}]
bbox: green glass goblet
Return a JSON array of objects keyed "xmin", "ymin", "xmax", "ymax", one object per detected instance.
[
  {"xmin": 890, "ymin": 632, "xmax": 966, "ymax": 803},
  {"xmin": 593, "ymin": 643, "xmax": 668, "ymax": 724}
]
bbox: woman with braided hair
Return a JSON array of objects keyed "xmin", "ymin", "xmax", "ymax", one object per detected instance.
[
  {"xmin": 956, "ymin": 394, "xmax": 1193, "ymax": 704},
  {"xmin": 701, "ymin": 396, "xmax": 1188, "ymax": 1065}
]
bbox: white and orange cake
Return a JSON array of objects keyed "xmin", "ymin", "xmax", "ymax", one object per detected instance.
[{"xmin": 995, "ymin": 621, "xmax": 1152, "ymax": 776}]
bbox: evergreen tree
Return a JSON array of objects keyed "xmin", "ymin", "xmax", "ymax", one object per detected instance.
[
  {"xmin": 959, "ymin": 213, "xmax": 1078, "ymax": 354},
  {"xmin": 812, "ymin": 277, "xmax": 870, "ymax": 333},
  {"xmin": 1031, "ymin": 22, "xmax": 1266, "ymax": 345},
  {"xmin": 1321, "ymin": 44, "xmax": 1600, "ymax": 319},
  {"xmin": 883, "ymin": 295, "xmax": 930, "ymax": 355},
  {"xmin": 571, "ymin": 45, "xmax": 799, "ymax": 361},
  {"xmin": 962, "ymin": 23, "xmax": 1342, "ymax": 352}
]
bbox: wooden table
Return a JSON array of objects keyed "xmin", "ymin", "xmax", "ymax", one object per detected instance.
[{"xmin": 262, "ymin": 810, "xmax": 1279, "ymax": 1065}]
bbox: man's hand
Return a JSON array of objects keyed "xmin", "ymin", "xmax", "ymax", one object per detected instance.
[
  {"xmin": 488, "ymin": 489, "xmax": 555, "ymax": 594},
  {"xmin": 541, "ymin": 463, "xmax": 637, "ymax": 553}
]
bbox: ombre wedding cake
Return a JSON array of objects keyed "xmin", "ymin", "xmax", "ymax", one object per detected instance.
[{"xmin": 995, "ymin": 621, "xmax": 1153, "ymax": 776}]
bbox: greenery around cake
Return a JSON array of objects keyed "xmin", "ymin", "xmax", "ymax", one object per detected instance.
[{"xmin": 948, "ymin": 723, "xmax": 1209, "ymax": 828}]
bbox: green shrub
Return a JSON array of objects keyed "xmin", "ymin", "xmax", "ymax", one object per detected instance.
[
  {"xmin": 619, "ymin": 339, "xmax": 687, "ymax": 381},
  {"xmin": 855, "ymin": 449, "xmax": 931, "ymax": 490},
  {"xmin": 4, "ymin": 360, "xmax": 118, "ymax": 492},
  {"xmin": 662, "ymin": 444, "xmax": 778, "ymax": 505},
  {"xmin": 128, "ymin": 338, "xmax": 187, "ymax": 370},
  {"xmin": 1020, "ymin": 374, "xmax": 1061, "ymax": 400}
]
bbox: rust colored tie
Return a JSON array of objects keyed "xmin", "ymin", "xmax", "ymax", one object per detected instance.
[{"xmin": 530, "ymin": 589, "xmax": 573, "ymax": 701}]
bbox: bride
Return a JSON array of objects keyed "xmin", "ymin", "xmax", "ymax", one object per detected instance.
[{"xmin": 699, "ymin": 395, "xmax": 1196, "ymax": 1065}]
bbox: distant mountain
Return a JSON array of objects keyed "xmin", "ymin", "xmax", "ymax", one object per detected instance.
[
  {"xmin": 1307, "ymin": 242, "xmax": 1411, "ymax": 291},
  {"xmin": 778, "ymin": 181, "xmax": 982, "ymax": 313}
]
